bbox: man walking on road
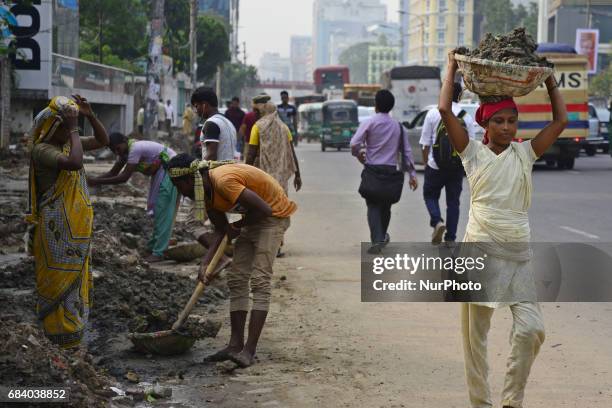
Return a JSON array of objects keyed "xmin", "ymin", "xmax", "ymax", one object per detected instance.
[
  {"xmin": 225, "ymin": 96, "xmax": 246, "ymax": 156},
  {"xmin": 277, "ymin": 90, "xmax": 298, "ymax": 146},
  {"xmin": 165, "ymin": 100, "xmax": 174, "ymax": 135},
  {"xmin": 419, "ymin": 82, "xmax": 476, "ymax": 245},
  {"xmin": 351, "ymin": 90, "xmax": 418, "ymax": 254}
]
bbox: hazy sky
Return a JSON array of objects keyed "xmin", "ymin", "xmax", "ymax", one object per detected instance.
[{"xmin": 240, "ymin": 0, "xmax": 399, "ymax": 66}]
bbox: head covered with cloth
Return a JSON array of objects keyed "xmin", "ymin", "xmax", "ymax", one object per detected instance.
[
  {"xmin": 248, "ymin": 93, "xmax": 297, "ymax": 192},
  {"xmin": 166, "ymin": 156, "xmax": 235, "ymax": 220},
  {"xmin": 475, "ymin": 98, "xmax": 518, "ymax": 145}
]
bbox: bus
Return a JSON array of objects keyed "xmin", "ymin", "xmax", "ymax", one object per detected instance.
[
  {"xmin": 381, "ymin": 66, "xmax": 440, "ymax": 123},
  {"xmin": 343, "ymin": 84, "xmax": 381, "ymax": 107},
  {"xmin": 313, "ymin": 65, "xmax": 350, "ymax": 94}
]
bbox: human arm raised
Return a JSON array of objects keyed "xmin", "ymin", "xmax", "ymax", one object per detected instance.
[
  {"xmin": 530, "ymin": 75, "xmax": 568, "ymax": 157},
  {"xmin": 438, "ymin": 53, "xmax": 469, "ymax": 153}
]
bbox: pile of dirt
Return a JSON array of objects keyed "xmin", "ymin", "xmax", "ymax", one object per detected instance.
[
  {"xmin": 0, "ymin": 258, "xmax": 34, "ymax": 290},
  {"xmin": 454, "ymin": 27, "xmax": 552, "ymax": 68},
  {"xmin": 91, "ymin": 202, "xmax": 195, "ymax": 268},
  {"xmin": 90, "ymin": 262, "xmax": 227, "ymax": 354},
  {"xmin": 0, "ymin": 199, "xmax": 28, "ymax": 250},
  {"xmin": 0, "ymin": 320, "xmax": 114, "ymax": 407}
]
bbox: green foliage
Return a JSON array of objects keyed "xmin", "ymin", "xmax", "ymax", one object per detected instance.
[
  {"xmin": 590, "ymin": 64, "xmax": 612, "ymax": 98},
  {"xmin": 481, "ymin": 0, "xmax": 538, "ymax": 39},
  {"xmin": 79, "ymin": 0, "xmax": 147, "ymax": 69},
  {"xmin": 196, "ymin": 15, "xmax": 230, "ymax": 81},
  {"xmin": 221, "ymin": 63, "xmax": 259, "ymax": 100},
  {"xmin": 163, "ymin": 0, "xmax": 190, "ymax": 73},
  {"xmin": 339, "ymin": 42, "xmax": 372, "ymax": 84}
]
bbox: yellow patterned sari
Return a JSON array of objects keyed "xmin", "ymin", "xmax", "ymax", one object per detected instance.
[{"xmin": 26, "ymin": 97, "xmax": 93, "ymax": 348}]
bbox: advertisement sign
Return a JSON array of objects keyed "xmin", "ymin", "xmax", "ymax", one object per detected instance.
[
  {"xmin": 198, "ymin": 0, "xmax": 230, "ymax": 21},
  {"xmin": 2, "ymin": 0, "xmax": 52, "ymax": 91},
  {"xmin": 575, "ymin": 28, "xmax": 599, "ymax": 75}
]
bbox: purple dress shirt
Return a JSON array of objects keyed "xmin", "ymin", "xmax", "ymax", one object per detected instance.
[{"xmin": 350, "ymin": 112, "xmax": 416, "ymax": 178}]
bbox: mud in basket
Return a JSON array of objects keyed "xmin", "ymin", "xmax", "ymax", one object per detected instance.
[{"xmin": 455, "ymin": 54, "xmax": 553, "ymax": 97}]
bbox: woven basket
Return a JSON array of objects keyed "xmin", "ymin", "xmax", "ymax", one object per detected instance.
[{"xmin": 455, "ymin": 54, "xmax": 553, "ymax": 97}]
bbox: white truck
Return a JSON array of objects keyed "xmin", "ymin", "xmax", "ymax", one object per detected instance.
[{"xmin": 381, "ymin": 66, "xmax": 441, "ymax": 124}]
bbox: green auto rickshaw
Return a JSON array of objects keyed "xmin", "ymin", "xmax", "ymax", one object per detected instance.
[
  {"xmin": 297, "ymin": 102, "xmax": 323, "ymax": 143},
  {"xmin": 320, "ymin": 100, "xmax": 359, "ymax": 152}
]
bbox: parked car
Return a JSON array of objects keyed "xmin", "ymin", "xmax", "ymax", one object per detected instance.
[
  {"xmin": 402, "ymin": 103, "xmax": 483, "ymax": 165},
  {"xmin": 595, "ymin": 106, "xmax": 610, "ymax": 154},
  {"xmin": 585, "ymin": 103, "xmax": 606, "ymax": 156}
]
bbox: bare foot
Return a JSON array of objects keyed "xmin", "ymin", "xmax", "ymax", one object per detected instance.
[
  {"xmin": 144, "ymin": 254, "xmax": 164, "ymax": 263},
  {"xmin": 230, "ymin": 349, "xmax": 255, "ymax": 368},
  {"xmin": 203, "ymin": 346, "xmax": 242, "ymax": 363}
]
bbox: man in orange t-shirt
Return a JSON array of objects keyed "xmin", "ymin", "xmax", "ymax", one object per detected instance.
[{"xmin": 167, "ymin": 154, "xmax": 296, "ymax": 367}]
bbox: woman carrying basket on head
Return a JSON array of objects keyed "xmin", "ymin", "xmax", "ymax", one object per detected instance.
[{"xmin": 439, "ymin": 52, "xmax": 568, "ymax": 408}]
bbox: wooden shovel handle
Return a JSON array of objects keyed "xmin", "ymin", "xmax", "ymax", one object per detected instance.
[{"xmin": 172, "ymin": 236, "xmax": 228, "ymax": 331}]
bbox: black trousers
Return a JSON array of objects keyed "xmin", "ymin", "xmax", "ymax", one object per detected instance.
[{"xmin": 366, "ymin": 199, "xmax": 392, "ymax": 244}]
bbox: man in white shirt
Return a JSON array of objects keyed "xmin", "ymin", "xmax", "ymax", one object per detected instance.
[
  {"xmin": 419, "ymin": 82, "xmax": 476, "ymax": 245},
  {"xmin": 165, "ymin": 100, "xmax": 174, "ymax": 133}
]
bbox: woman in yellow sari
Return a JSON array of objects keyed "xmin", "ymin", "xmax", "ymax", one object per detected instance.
[{"xmin": 26, "ymin": 95, "xmax": 109, "ymax": 348}]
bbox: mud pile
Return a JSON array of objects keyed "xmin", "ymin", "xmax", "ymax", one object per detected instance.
[
  {"xmin": 0, "ymin": 258, "xmax": 34, "ymax": 290},
  {"xmin": 454, "ymin": 28, "xmax": 552, "ymax": 68},
  {"xmin": 0, "ymin": 320, "xmax": 114, "ymax": 407},
  {"xmin": 90, "ymin": 262, "xmax": 227, "ymax": 351},
  {"xmin": 0, "ymin": 199, "xmax": 28, "ymax": 250}
]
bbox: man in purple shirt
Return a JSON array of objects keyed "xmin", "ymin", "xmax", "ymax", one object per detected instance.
[{"xmin": 351, "ymin": 90, "xmax": 418, "ymax": 253}]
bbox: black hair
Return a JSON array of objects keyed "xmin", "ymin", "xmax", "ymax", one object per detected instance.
[
  {"xmin": 109, "ymin": 132, "xmax": 128, "ymax": 147},
  {"xmin": 375, "ymin": 89, "xmax": 395, "ymax": 113},
  {"xmin": 452, "ymin": 83, "xmax": 463, "ymax": 102},
  {"xmin": 165, "ymin": 153, "xmax": 196, "ymax": 180},
  {"xmin": 191, "ymin": 86, "xmax": 218, "ymax": 107},
  {"xmin": 231, "ymin": 96, "xmax": 240, "ymax": 102},
  {"xmin": 280, "ymin": 90, "xmax": 288, "ymax": 96}
]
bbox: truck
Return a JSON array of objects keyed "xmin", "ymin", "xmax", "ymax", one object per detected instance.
[
  {"xmin": 514, "ymin": 45, "xmax": 588, "ymax": 169},
  {"xmin": 343, "ymin": 84, "xmax": 381, "ymax": 107},
  {"xmin": 381, "ymin": 66, "xmax": 441, "ymax": 124}
]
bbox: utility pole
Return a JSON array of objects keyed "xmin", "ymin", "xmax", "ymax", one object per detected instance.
[
  {"xmin": 190, "ymin": 0, "xmax": 197, "ymax": 87},
  {"xmin": 144, "ymin": 0, "xmax": 165, "ymax": 138},
  {"xmin": 537, "ymin": 0, "xmax": 548, "ymax": 43},
  {"xmin": 242, "ymin": 41, "xmax": 247, "ymax": 65}
]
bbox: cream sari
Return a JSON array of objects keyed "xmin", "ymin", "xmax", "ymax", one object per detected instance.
[{"xmin": 459, "ymin": 139, "xmax": 539, "ymax": 308}]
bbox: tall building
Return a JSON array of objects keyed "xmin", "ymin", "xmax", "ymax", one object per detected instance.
[
  {"xmin": 368, "ymin": 45, "xmax": 400, "ymax": 83},
  {"xmin": 258, "ymin": 52, "xmax": 291, "ymax": 82},
  {"xmin": 546, "ymin": 0, "xmax": 611, "ymax": 72},
  {"xmin": 312, "ymin": 0, "xmax": 387, "ymax": 67},
  {"xmin": 290, "ymin": 36, "xmax": 313, "ymax": 82},
  {"xmin": 405, "ymin": 0, "xmax": 474, "ymax": 71}
]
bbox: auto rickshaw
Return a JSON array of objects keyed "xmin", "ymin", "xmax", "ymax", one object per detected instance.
[
  {"xmin": 297, "ymin": 102, "xmax": 323, "ymax": 143},
  {"xmin": 320, "ymin": 100, "xmax": 358, "ymax": 151}
]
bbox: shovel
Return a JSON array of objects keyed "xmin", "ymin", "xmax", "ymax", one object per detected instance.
[{"xmin": 128, "ymin": 236, "xmax": 229, "ymax": 356}]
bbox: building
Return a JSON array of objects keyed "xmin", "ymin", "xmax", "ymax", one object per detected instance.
[
  {"xmin": 290, "ymin": 36, "xmax": 313, "ymax": 82},
  {"xmin": 405, "ymin": 0, "xmax": 474, "ymax": 71},
  {"xmin": 368, "ymin": 45, "xmax": 400, "ymax": 84},
  {"xmin": 258, "ymin": 52, "xmax": 291, "ymax": 82},
  {"xmin": 546, "ymin": 0, "xmax": 611, "ymax": 73},
  {"xmin": 2, "ymin": 0, "xmax": 135, "ymax": 140},
  {"xmin": 312, "ymin": 0, "xmax": 387, "ymax": 67}
]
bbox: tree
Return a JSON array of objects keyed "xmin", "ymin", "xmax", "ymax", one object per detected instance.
[
  {"xmin": 195, "ymin": 15, "xmax": 230, "ymax": 82},
  {"xmin": 481, "ymin": 0, "xmax": 538, "ymax": 38},
  {"xmin": 221, "ymin": 63, "xmax": 259, "ymax": 100},
  {"xmin": 80, "ymin": 0, "xmax": 147, "ymax": 70},
  {"xmin": 339, "ymin": 42, "xmax": 372, "ymax": 84},
  {"xmin": 590, "ymin": 64, "xmax": 612, "ymax": 98},
  {"xmin": 162, "ymin": 0, "xmax": 190, "ymax": 74}
]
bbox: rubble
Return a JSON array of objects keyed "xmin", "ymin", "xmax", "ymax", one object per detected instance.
[
  {"xmin": 0, "ymin": 320, "xmax": 114, "ymax": 407},
  {"xmin": 454, "ymin": 27, "xmax": 552, "ymax": 68}
]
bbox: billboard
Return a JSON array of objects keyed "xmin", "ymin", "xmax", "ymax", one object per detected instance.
[
  {"xmin": 575, "ymin": 28, "xmax": 599, "ymax": 75},
  {"xmin": 198, "ymin": 0, "xmax": 230, "ymax": 21}
]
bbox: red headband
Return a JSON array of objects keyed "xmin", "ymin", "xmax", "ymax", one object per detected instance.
[{"xmin": 475, "ymin": 98, "xmax": 518, "ymax": 144}]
